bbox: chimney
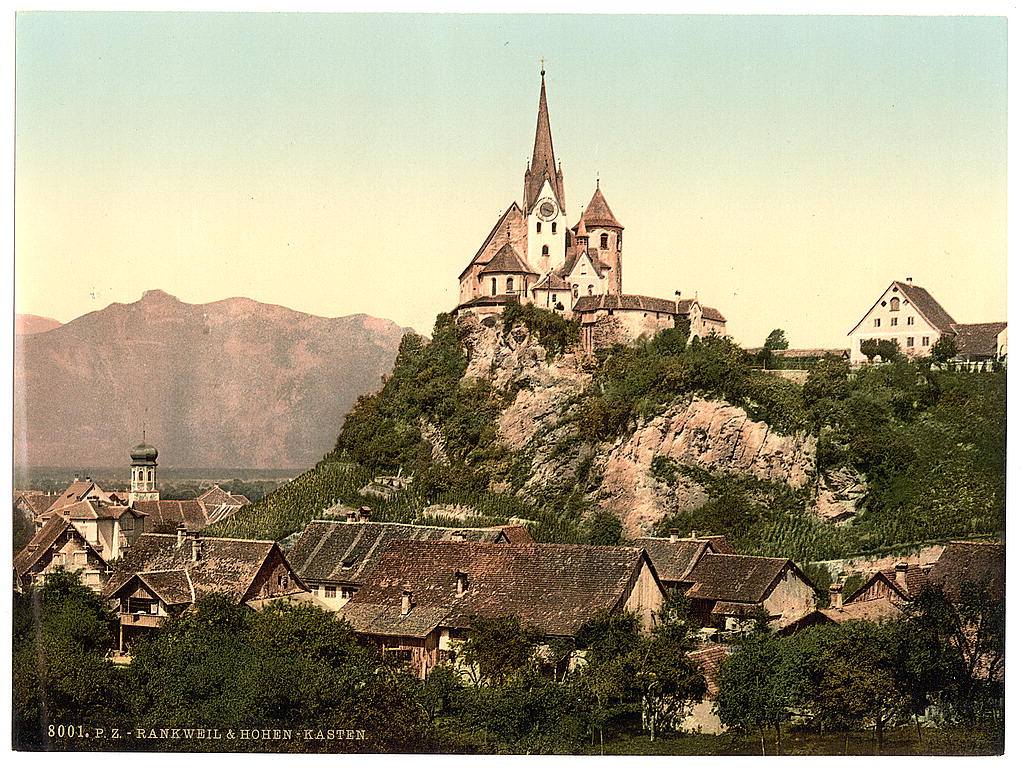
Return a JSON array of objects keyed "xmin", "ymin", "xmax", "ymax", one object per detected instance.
[
  {"xmin": 451, "ymin": 531, "xmax": 466, "ymax": 542},
  {"xmin": 455, "ymin": 570, "xmax": 468, "ymax": 597},
  {"xmin": 829, "ymin": 583, "xmax": 844, "ymax": 610},
  {"xmin": 894, "ymin": 562, "xmax": 909, "ymax": 590},
  {"xmin": 690, "ymin": 530, "xmax": 697, "ymax": 539},
  {"xmin": 191, "ymin": 539, "xmax": 202, "ymax": 562},
  {"xmin": 358, "ymin": 506, "xmax": 371, "ymax": 523},
  {"xmin": 905, "ymin": 277, "xmax": 913, "ymax": 283},
  {"xmin": 400, "ymin": 590, "xmax": 412, "ymax": 616},
  {"xmin": 176, "ymin": 525, "xmax": 186, "ymax": 547},
  {"xmin": 346, "ymin": 510, "xmax": 357, "ymax": 523},
  {"xmin": 669, "ymin": 528, "xmax": 679, "ymax": 543}
]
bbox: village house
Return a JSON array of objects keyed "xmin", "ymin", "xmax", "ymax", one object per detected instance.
[
  {"xmin": 845, "ymin": 561, "xmax": 931, "ymax": 605},
  {"xmin": 926, "ymin": 541, "xmax": 1005, "ymax": 602},
  {"xmin": 14, "ymin": 514, "xmax": 112, "ymax": 590},
  {"xmin": 286, "ymin": 515, "xmax": 533, "ymax": 610},
  {"xmin": 848, "ymin": 278, "xmax": 1007, "ymax": 365},
  {"xmin": 338, "ymin": 540, "xmax": 665, "ymax": 680},
  {"xmin": 778, "ymin": 583, "xmax": 905, "ymax": 636},
  {"xmin": 101, "ymin": 527, "xmax": 306, "ymax": 655},
  {"xmin": 454, "ymin": 68, "xmax": 727, "ymax": 353},
  {"xmin": 633, "ymin": 530, "xmax": 815, "ymax": 630}
]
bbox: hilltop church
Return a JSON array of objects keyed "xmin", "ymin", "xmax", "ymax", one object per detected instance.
[{"xmin": 456, "ymin": 69, "xmax": 726, "ymax": 351}]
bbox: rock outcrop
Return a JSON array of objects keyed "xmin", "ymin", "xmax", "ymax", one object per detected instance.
[{"xmin": 456, "ymin": 314, "xmax": 819, "ymax": 538}]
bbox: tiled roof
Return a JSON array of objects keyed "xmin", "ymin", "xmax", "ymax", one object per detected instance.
[
  {"xmin": 102, "ymin": 533, "xmax": 281, "ymax": 604},
  {"xmin": 478, "ymin": 243, "xmax": 538, "ymax": 276},
  {"xmin": 581, "ymin": 187, "xmax": 624, "ymax": 229},
  {"xmin": 458, "ymin": 294, "xmax": 522, "ymax": 309},
  {"xmin": 196, "ymin": 485, "xmax": 250, "ymax": 508},
  {"xmin": 459, "ymin": 202, "xmax": 526, "ymax": 280},
  {"xmin": 928, "ymin": 541, "xmax": 1005, "ymax": 602},
  {"xmin": 952, "ymin": 322, "xmax": 1007, "ymax": 359},
  {"xmin": 341, "ymin": 541, "xmax": 655, "ymax": 638},
  {"xmin": 286, "ymin": 520, "xmax": 516, "ymax": 586},
  {"xmin": 131, "ymin": 500, "xmax": 209, "ymax": 531},
  {"xmin": 573, "ymin": 294, "xmax": 681, "ymax": 315},
  {"xmin": 14, "ymin": 516, "xmax": 76, "ymax": 576},
  {"xmin": 895, "ymin": 281, "xmax": 957, "ymax": 334},
  {"xmin": 55, "ymin": 500, "xmax": 143, "ymax": 522},
  {"xmin": 13, "ymin": 492, "xmax": 60, "ymax": 517},
  {"xmin": 823, "ymin": 598, "xmax": 904, "ymax": 623},
  {"xmin": 135, "ymin": 570, "xmax": 195, "ymax": 605},
  {"xmin": 490, "ymin": 524, "xmax": 535, "ymax": 544},
  {"xmin": 701, "ymin": 306, "xmax": 727, "ymax": 323},
  {"xmin": 533, "ymin": 273, "xmax": 571, "ymax": 291},
  {"xmin": 44, "ymin": 481, "xmax": 113, "ymax": 514},
  {"xmin": 633, "ymin": 538, "xmax": 709, "ymax": 584},
  {"xmin": 684, "ymin": 554, "xmax": 799, "ymax": 604},
  {"xmin": 687, "ymin": 644, "xmax": 728, "ymax": 697}
]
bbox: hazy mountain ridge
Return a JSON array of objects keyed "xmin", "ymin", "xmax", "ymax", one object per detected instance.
[{"xmin": 15, "ymin": 290, "xmax": 412, "ymax": 469}]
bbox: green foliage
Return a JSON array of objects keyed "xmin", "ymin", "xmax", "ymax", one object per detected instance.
[
  {"xmin": 715, "ymin": 630, "xmax": 792, "ymax": 753},
  {"xmin": 13, "ymin": 569, "xmax": 125, "ymax": 750},
  {"xmin": 459, "ymin": 615, "xmax": 546, "ymax": 687},
  {"xmin": 929, "ymin": 335, "xmax": 958, "ymax": 364},
  {"xmin": 502, "ymin": 298, "xmax": 581, "ymax": 359}
]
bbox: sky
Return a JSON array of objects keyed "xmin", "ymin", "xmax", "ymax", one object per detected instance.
[{"xmin": 14, "ymin": 12, "xmax": 1008, "ymax": 348}]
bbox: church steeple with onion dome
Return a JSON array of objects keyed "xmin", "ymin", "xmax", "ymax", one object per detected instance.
[{"xmin": 129, "ymin": 434, "xmax": 159, "ymax": 503}]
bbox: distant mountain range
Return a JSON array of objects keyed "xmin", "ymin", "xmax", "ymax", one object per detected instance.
[{"xmin": 14, "ymin": 290, "xmax": 413, "ymax": 469}]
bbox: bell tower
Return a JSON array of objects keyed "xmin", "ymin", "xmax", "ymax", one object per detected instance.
[
  {"xmin": 129, "ymin": 436, "xmax": 160, "ymax": 503},
  {"xmin": 523, "ymin": 67, "xmax": 567, "ymax": 278}
]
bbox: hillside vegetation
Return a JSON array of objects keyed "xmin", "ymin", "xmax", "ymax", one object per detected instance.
[{"xmin": 212, "ymin": 305, "xmax": 1005, "ymax": 560}]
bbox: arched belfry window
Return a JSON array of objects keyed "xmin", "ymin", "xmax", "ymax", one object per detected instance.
[
  {"xmin": 890, "ymin": 298, "xmax": 900, "ymax": 311},
  {"xmin": 600, "ymin": 233, "xmax": 609, "ymax": 249},
  {"xmin": 506, "ymin": 277, "xmax": 514, "ymax": 293}
]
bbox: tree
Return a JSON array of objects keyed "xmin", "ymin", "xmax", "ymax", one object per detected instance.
[
  {"xmin": 716, "ymin": 630, "xmax": 792, "ymax": 754},
  {"xmin": 876, "ymin": 339, "xmax": 903, "ymax": 364},
  {"xmin": 631, "ymin": 612, "xmax": 706, "ymax": 740},
  {"xmin": 458, "ymin": 615, "xmax": 545, "ymax": 687},
  {"xmin": 860, "ymin": 338, "xmax": 880, "ymax": 363},
  {"xmin": 757, "ymin": 329, "xmax": 789, "ymax": 369},
  {"xmin": 929, "ymin": 335, "xmax": 958, "ymax": 365}
]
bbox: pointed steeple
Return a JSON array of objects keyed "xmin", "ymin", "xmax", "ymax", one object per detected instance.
[
  {"xmin": 581, "ymin": 185, "xmax": 624, "ymax": 230},
  {"xmin": 524, "ymin": 68, "xmax": 565, "ymax": 214}
]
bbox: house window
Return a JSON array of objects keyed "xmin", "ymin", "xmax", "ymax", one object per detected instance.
[
  {"xmin": 536, "ymin": 221, "xmax": 542, "ymax": 233},
  {"xmin": 572, "ymin": 285, "xmax": 579, "ymax": 298},
  {"xmin": 588, "ymin": 285, "xmax": 594, "ymax": 295},
  {"xmin": 891, "ymin": 317, "xmax": 899, "ymax": 326},
  {"xmin": 385, "ymin": 648, "xmax": 413, "ymax": 663},
  {"xmin": 600, "ymin": 233, "xmax": 609, "ymax": 249},
  {"xmin": 922, "ymin": 336, "xmax": 930, "ymax": 347},
  {"xmin": 907, "ymin": 337, "xmax": 914, "ymax": 348},
  {"xmin": 309, "ymin": 584, "xmax": 319, "ymax": 593},
  {"xmin": 616, "ymin": 234, "xmax": 620, "ymax": 249},
  {"xmin": 542, "ymin": 245, "xmax": 549, "ymax": 256},
  {"xmin": 550, "ymin": 294, "xmax": 557, "ymax": 304},
  {"xmin": 325, "ymin": 586, "xmax": 336, "ymax": 599},
  {"xmin": 873, "ymin": 319, "xmax": 881, "ymax": 327},
  {"xmin": 551, "ymin": 222, "xmax": 557, "ymax": 233},
  {"xmin": 890, "ymin": 338, "xmax": 898, "ymax": 345},
  {"xmin": 127, "ymin": 597, "xmax": 156, "ymax": 615},
  {"xmin": 890, "ymin": 298, "xmax": 900, "ymax": 311},
  {"xmin": 490, "ymin": 278, "xmax": 496, "ymax": 296},
  {"xmin": 907, "ymin": 316, "xmax": 915, "ymax": 325},
  {"xmin": 506, "ymin": 277, "xmax": 514, "ymax": 293},
  {"xmin": 341, "ymin": 589, "xmax": 355, "ymax": 600}
]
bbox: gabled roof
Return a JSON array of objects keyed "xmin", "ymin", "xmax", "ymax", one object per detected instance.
[
  {"xmin": 573, "ymin": 294, "xmax": 680, "ymax": 315},
  {"xmin": 102, "ymin": 533, "xmax": 284, "ymax": 604},
  {"xmin": 341, "ymin": 540, "xmax": 658, "ymax": 638},
  {"xmin": 928, "ymin": 541, "xmax": 1004, "ymax": 602},
  {"xmin": 14, "ymin": 516, "xmax": 81, "ymax": 576},
  {"xmin": 634, "ymin": 535, "xmax": 736, "ymax": 584},
  {"xmin": 848, "ymin": 281, "xmax": 957, "ymax": 336},
  {"xmin": 131, "ymin": 500, "xmax": 209, "ymax": 531},
  {"xmin": 478, "ymin": 242, "xmax": 538, "ymax": 276},
  {"xmin": 459, "ymin": 202, "xmax": 525, "ymax": 280},
  {"xmin": 952, "ymin": 322, "xmax": 1007, "ymax": 359},
  {"xmin": 823, "ymin": 598, "xmax": 904, "ymax": 623},
  {"xmin": 43, "ymin": 481, "xmax": 113, "ymax": 514},
  {"xmin": 683, "ymin": 554, "xmax": 806, "ymax": 604},
  {"xmin": 56, "ymin": 500, "xmax": 144, "ymax": 522},
  {"xmin": 687, "ymin": 645, "xmax": 729, "ymax": 697},
  {"xmin": 133, "ymin": 570, "xmax": 195, "ymax": 605},
  {"xmin": 196, "ymin": 485, "xmax": 251, "ymax": 508},
  {"xmin": 701, "ymin": 306, "xmax": 727, "ymax": 323},
  {"xmin": 580, "ymin": 186, "xmax": 624, "ymax": 229},
  {"xmin": 285, "ymin": 520, "xmax": 525, "ymax": 586},
  {"xmin": 847, "ymin": 564, "xmax": 930, "ymax": 603},
  {"xmin": 13, "ymin": 492, "xmax": 61, "ymax": 517},
  {"xmin": 558, "ymin": 247, "xmax": 603, "ymax": 280},
  {"xmin": 533, "ymin": 273, "xmax": 571, "ymax": 291}
]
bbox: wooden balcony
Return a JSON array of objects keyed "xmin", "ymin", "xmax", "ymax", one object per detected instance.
[{"xmin": 119, "ymin": 612, "xmax": 163, "ymax": 628}]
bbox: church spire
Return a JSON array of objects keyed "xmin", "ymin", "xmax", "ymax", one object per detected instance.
[{"xmin": 524, "ymin": 67, "xmax": 565, "ymax": 214}]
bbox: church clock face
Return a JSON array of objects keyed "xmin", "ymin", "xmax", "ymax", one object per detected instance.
[{"xmin": 536, "ymin": 198, "xmax": 557, "ymax": 221}]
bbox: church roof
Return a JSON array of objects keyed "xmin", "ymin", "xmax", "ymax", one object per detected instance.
[
  {"xmin": 581, "ymin": 186, "xmax": 623, "ymax": 229},
  {"xmin": 574, "ymin": 294, "xmax": 680, "ymax": 314},
  {"xmin": 701, "ymin": 306, "xmax": 727, "ymax": 323},
  {"xmin": 458, "ymin": 202, "xmax": 525, "ymax": 280},
  {"xmin": 523, "ymin": 71, "xmax": 565, "ymax": 213},
  {"xmin": 478, "ymin": 242, "xmax": 538, "ymax": 276},
  {"xmin": 534, "ymin": 273, "xmax": 571, "ymax": 291}
]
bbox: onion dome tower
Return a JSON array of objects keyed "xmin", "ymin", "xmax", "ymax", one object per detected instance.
[{"xmin": 129, "ymin": 436, "xmax": 160, "ymax": 503}]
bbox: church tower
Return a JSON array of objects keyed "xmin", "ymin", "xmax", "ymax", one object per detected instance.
[
  {"xmin": 129, "ymin": 438, "xmax": 159, "ymax": 503},
  {"xmin": 523, "ymin": 68, "xmax": 567, "ymax": 278}
]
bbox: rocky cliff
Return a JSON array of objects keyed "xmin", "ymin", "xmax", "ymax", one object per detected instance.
[{"xmin": 458, "ymin": 314, "xmax": 817, "ymax": 537}]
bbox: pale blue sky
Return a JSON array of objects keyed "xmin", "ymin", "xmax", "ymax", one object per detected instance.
[{"xmin": 16, "ymin": 13, "xmax": 1007, "ymax": 347}]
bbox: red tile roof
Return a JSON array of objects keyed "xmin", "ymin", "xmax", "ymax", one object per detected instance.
[
  {"xmin": 687, "ymin": 644, "xmax": 729, "ymax": 697},
  {"xmin": 14, "ymin": 516, "xmax": 78, "ymax": 576},
  {"xmin": 684, "ymin": 554, "xmax": 806, "ymax": 604},
  {"xmin": 341, "ymin": 540, "xmax": 657, "ymax": 638},
  {"xmin": 131, "ymin": 500, "xmax": 208, "ymax": 531},
  {"xmin": 633, "ymin": 538, "xmax": 710, "ymax": 584},
  {"xmin": 928, "ymin": 541, "xmax": 1004, "ymax": 602},
  {"xmin": 895, "ymin": 281, "xmax": 957, "ymax": 334}
]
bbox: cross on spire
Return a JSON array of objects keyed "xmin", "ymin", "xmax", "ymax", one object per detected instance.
[{"xmin": 539, "ymin": 57, "xmax": 547, "ymax": 75}]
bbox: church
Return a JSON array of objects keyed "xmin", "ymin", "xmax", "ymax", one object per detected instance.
[{"xmin": 455, "ymin": 69, "xmax": 726, "ymax": 351}]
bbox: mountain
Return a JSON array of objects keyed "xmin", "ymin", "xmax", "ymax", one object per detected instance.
[
  {"xmin": 16, "ymin": 314, "xmax": 62, "ymax": 335},
  {"xmin": 14, "ymin": 290, "xmax": 413, "ymax": 469}
]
